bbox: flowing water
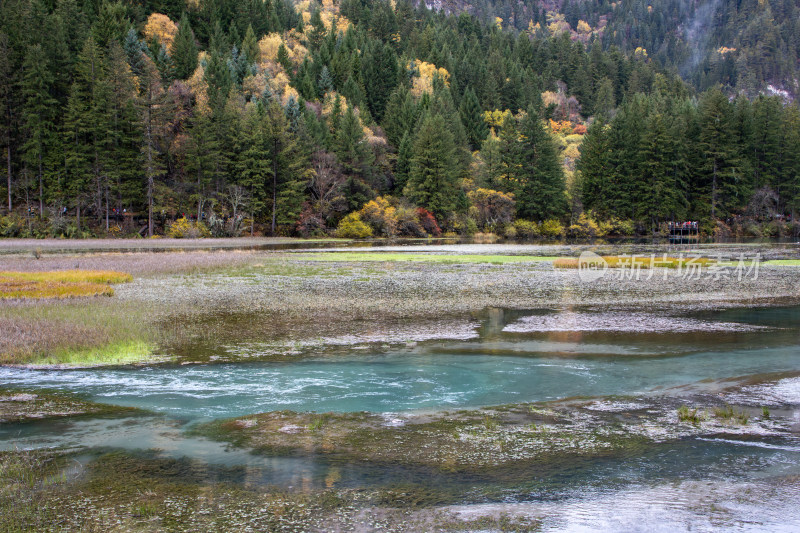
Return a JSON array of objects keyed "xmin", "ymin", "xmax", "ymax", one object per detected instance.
[{"xmin": 3, "ymin": 304, "xmax": 800, "ymax": 529}]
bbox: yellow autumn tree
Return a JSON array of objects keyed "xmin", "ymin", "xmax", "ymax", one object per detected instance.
[
  {"xmin": 144, "ymin": 13, "xmax": 178, "ymax": 52},
  {"xmin": 411, "ymin": 60, "xmax": 450, "ymax": 97},
  {"xmin": 483, "ymin": 109, "xmax": 513, "ymax": 129}
]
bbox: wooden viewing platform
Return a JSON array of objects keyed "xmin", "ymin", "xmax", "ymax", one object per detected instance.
[{"xmin": 668, "ymin": 221, "xmax": 699, "ymax": 238}]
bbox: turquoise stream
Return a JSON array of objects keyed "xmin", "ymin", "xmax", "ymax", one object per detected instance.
[{"xmin": 2, "ymin": 305, "xmax": 800, "ymax": 515}]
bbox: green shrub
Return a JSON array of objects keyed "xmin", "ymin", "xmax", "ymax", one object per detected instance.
[
  {"xmin": 504, "ymin": 225, "xmax": 517, "ymax": 239},
  {"xmin": 567, "ymin": 213, "xmax": 600, "ymax": 238},
  {"xmin": 459, "ymin": 216, "xmax": 479, "ymax": 236},
  {"xmin": 539, "ymin": 219, "xmax": 565, "ymax": 238},
  {"xmin": 0, "ymin": 214, "xmax": 26, "ymax": 237},
  {"xmin": 513, "ymin": 219, "xmax": 540, "ymax": 239},
  {"xmin": 335, "ymin": 213, "xmax": 373, "ymax": 239}
]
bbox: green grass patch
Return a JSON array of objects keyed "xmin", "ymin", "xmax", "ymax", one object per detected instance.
[
  {"xmin": 31, "ymin": 339, "xmax": 154, "ymax": 366},
  {"xmin": 0, "ymin": 300, "xmax": 157, "ymax": 365},
  {"xmin": 290, "ymin": 252, "xmax": 560, "ymax": 264},
  {"xmin": 764, "ymin": 259, "xmax": 800, "ymax": 266},
  {"xmin": 554, "ymin": 256, "xmax": 716, "ymax": 269}
]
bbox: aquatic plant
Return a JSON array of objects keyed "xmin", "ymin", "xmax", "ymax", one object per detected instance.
[
  {"xmin": 713, "ymin": 405, "xmax": 749, "ymax": 425},
  {"xmin": 677, "ymin": 405, "xmax": 703, "ymax": 425}
]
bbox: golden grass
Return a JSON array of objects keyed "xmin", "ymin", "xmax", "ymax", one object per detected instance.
[
  {"xmin": 553, "ymin": 256, "xmax": 716, "ymax": 269},
  {"xmin": 0, "ymin": 270, "xmax": 132, "ymax": 300}
]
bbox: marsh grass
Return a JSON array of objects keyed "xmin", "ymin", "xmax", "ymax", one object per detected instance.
[
  {"xmin": 0, "ymin": 270, "xmax": 131, "ymax": 300},
  {"xmin": 0, "ymin": 300, "xmax": 156, "ymax": 365},
  {"xmin": 554, "ymin": 256, "xmax": 716, "ymax": 269},
  {"xmin": 713, "ymin": 404, "xmax": 750, "ymax": 425},
  {"xmin": 677, "ymin": 405, "xmax": 704, "ymax": 424},
  {"xmin": 764, "ymin": 259, "xmax": 800, "ymax": 266}
]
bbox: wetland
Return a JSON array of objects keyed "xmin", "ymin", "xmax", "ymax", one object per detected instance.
[{"xmin": 2, "ymin": 239, "xmax": 800, "ymax": 531}]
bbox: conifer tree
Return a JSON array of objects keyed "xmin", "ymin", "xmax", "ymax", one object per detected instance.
[
  {"xmin": 21, "ymin": 44, "xmax": 57, "ymax": 217},
  {"xmin": 405, "ymin": 113, "xmax": 460, "ymax": 218},
  {"xmin": 318, "ymin": 65, "xmax": 333, "ymax": 95},
  {"xmin": 394, "ymin": 131, "xmax": 412, "ymax": 193},
  {"xmin": 173, "ymin": 13, "xmax": 198, "ymax": 80},
  {"xmin": 514, "ymin": 105, "xmax": 567, "ymax": 220},
  {"xmin": 241, "ymin": 24, "xmax": 260, "ymax": 64},
  {"xmin": 459, "ymin": 87, "xmax": 487, "ymax": 150},
  {"xmin": 698, "ymin": 88, "xmax": 746, "ymax": 219},
  {"xmin": 363, "ymin": 41, "xmax": 398, "ymax": 122}
]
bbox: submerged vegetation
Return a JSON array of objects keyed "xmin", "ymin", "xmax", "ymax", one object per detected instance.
[
  {"xmin": 0, "ymin": 389, "xmax": 142, "ymax": 423},
  {"xmin": 195, "ymin": 393, "xmax": 778, "ymax": 474}
]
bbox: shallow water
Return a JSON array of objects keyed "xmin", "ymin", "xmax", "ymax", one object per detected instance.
[
  {"xmin": 3, "ymin": 304, "xmax": 800, "ymax": 524},
  {"xmin": 1, "ymin": 344, "xmax": 800, "ymax": 419},
  {"xmin": 2, "ymin": 306, "xmax": 800, "ymax": 418}
]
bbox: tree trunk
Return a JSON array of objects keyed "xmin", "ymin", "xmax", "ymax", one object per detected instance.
[
  {"xmin": 6, "ymin": 142, "xmax": 11, "ymax": 212},
  {"xmin": 38, "ymin": 153, "xmax": 43, "ymax": 218},
  {"xmin": 145, "ymin": 99, "xmax": 154, "ymax": 237},
  {"xmin": 711, "ymin": 158, "xmax": 718, "ymax": 220},
  {"xmin": 105, "ymin": 184, "xmax": 109, "ymax": 231},
  {"xmin": 196, "ymin": 169, "xmax": 202, "ymax": 221},
  {"xmin": 271, "ymin": 140, "xmax": 278, "ymax": 236}
]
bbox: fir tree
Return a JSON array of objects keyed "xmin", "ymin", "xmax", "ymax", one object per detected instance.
[
  {"xmin": 459, "ymin": 87, "xmax": 487, "ymax": 150},
  {"xmin": 405, "ymin": 113, "xmax": 460, "ymax": 219},
  {"xmin": 363, "ymin": 41, "xmax": 398, "ymax": 122},
  {"xmin": 21, "ymin": 44, "xmax": 57, "ymax": 217},
  {"xmin": 318, "ymin": 65, "xmax": 333, "ymax": 95},
  {"xmin": 514, "ymin": 105, "xmax": 567, "ymax": 220},
  {"xmin": 241, "ymin": 24, "xmax": 260, "ymax": 64},
  {"xmin": 173, "ymin": 13, "xmax": 198, "ymax": 80}
]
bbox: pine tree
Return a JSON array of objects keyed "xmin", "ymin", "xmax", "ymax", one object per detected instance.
[
  {"xmin": 363, "ymin": 41, "xmax": 398, "ymax": 122},
  {"xmin": 63, "ymin": 36, "xmax": 108, "ymax": 230},
  {"xmin": 173, "ymin": 13, "xmax": 198, "ymax": 80},
  {"xmin": 318, "ymin": 65, "xmax": 333, "ymax": 95},
  {"xmin": 382, "ymin": 85, "xmax": 417, "ymax": 147},
  {"xmin": 636, "ymin": 112, "xmax": 672, "ymax": 229},
  {"xmin": 307, "ymin": 8, "xmax": 326, "ymax": 50},
  {"xmin": 405, "ymin": 113, "xmax": 460, "ymax": 219},
  {"xmin": 698, "ymin": 88, "xmax": 746, "ymax": 219},
  {"xmin": 137, "ymin": 58, "xmax": 171, "ymax": 236},
  {"xmin": 514, "ymin": 105, "xmax": 567, "ymax": 220},
  {"xmin": 477, "ymin": 128, "xmax": 504, "ymax": 189},
  {"xmin": 105, "ymin": 41, "xmax": 142, "ymax": 224},
  {"xmin": 93, "ymin": 1, "xmax": 129, "ymax": 48},
  {"xmin": 459, "ymin": 87, "xmax": 487, "ymax": 150},
  {"xmin": 578, "ymin": 118, "xmax": 611, "ymax": 215},
  {"xmin": 394, "ymin": 131, "xmax": 412, "ymax": 193},
  {"xmin": 334, "ymin": 105, "xmax": 373, "ymax": 176},
  {"xmin": 277, "ymin": 43, "xmax": 291, "ymax": 71},
  {"xmin": 262, "ymin": 102, "xmax": 311, "ymax": 234},
  {"xmin": 21, "ymin": 44, "xmax": 57, "ymax": 217},
  {"xmin": 186, "ymin": 113, "xmax": 219, "ymax": 219},
  {"xmin": 237, "ymin": 102, "xmax": 272, "ymax": 225},
  {"xmin": 205, "ymin": 47, "xmax": 232, "ymax": 114},
  {"xmin": 241, "ymin": 24, "xmax": 260, "ymax": 64}
]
